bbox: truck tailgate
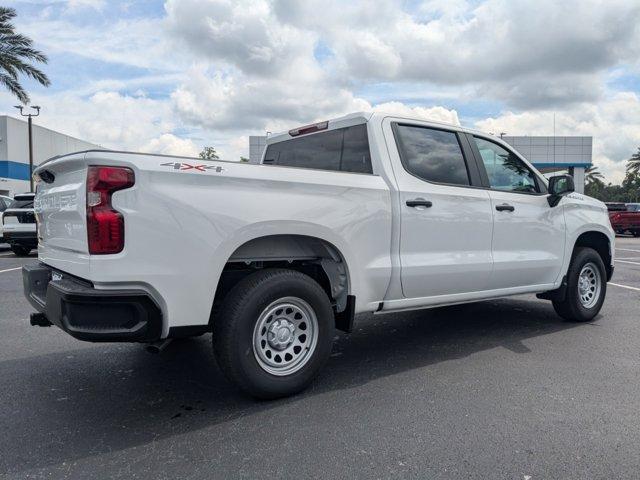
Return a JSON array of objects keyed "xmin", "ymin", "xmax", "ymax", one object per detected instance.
[{"xmin": 35, "ymin": 153, "xmax": 91, "ymax": 276}]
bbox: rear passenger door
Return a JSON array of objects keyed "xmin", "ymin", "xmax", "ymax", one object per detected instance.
[
  {"xmin": 389, "ymin": 122, "xmax": 494, "ymax": 299},
  {"xmin": 469, "ymin": 135, "xmax": 565, "ymax": 289}
]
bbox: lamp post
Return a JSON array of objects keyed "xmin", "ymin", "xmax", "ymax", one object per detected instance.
[{"xmin": 14, "ymin": 105, "xmax": 41, "ymax": 192}]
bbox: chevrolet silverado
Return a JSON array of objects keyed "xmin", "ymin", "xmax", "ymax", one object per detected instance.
[{"xmin": 23, "ymin": 112, "xmax": 615, "ymax": 398}]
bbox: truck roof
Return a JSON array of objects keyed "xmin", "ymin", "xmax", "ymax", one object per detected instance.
[{"xmin": 265, "ymin": 110, "xmax": 498, "ymax": 146}]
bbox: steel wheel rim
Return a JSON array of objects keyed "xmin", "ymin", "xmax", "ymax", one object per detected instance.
[
  {"xmin": 578, "ymin": 262, "xmax": 601, "ymax": 309},
  {"xmin": 252, "ymin": 296, "xmax": 319, "ymax": 376}
]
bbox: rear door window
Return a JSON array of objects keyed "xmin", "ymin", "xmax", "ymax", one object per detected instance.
[
  {"xmin": 263, "ymin": 124, "xmax": 372, "ymax": 174},
  {"xmin": 394, "ymin": 124, "xmax": 470, "ymax": 186}
]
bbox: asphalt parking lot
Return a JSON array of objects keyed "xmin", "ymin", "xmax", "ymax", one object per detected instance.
[{"xmin": 1, "ymin": 239, "xmax": 639, "ymax": 479}]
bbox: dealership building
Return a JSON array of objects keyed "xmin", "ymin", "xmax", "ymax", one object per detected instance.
[
  {"xmin": 249, "ymin": 133, "xmax": 592, "ymax": 193},
  {"xmin": 0, "ymin": 115, "xmax": 100, "ymax": 197},
  {"xmin": 502, "ymin": 136, "xmax": 592, "ymax": 193}
]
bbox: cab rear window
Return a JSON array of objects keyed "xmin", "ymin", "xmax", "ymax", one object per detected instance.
[
  {"xmin": 9, "ymin": 199, "xmax": 34, "ymax": 209},
  {"xmin": 263, "ymin": 124, "xmax": 372, "ymax": 174}
]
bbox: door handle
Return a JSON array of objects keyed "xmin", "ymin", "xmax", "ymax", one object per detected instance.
[
  {"xmin": 406, "ymin": 199, "xmax": 433, "ymax": 208},
  {"xmin": 495, "ymin": 203, "xmax": 515, "ymax": 212}
]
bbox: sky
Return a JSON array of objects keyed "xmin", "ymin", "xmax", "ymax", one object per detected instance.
[{"xmin": 2, "ymin": 0, "xmax": 640, "ymax": 183}]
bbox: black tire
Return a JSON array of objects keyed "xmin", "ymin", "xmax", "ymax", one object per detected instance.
[
  {"xmin": 10, "ymin": 245, "xmax": 31, "ymax": 257},
  {"xmin": 552, "ymin": 247, "xmax": 607, "ymax": 322},
  {"xmin": 633, "ymin": 231, "xmax": 640, "ymax": 238},
  {"xmin": 213, "ymin": 268, "xmax": 334, "ymax": 399}
]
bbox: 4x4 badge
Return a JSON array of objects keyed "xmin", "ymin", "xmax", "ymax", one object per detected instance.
[{"xmin": 160, "ymin": 162, "xmax": 224, "ymax": 173}]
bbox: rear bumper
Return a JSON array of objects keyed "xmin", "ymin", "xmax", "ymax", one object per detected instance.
[
  {"xmin": 4, "ymin": 230, "xmax": 37, "ymax": 248},
  {"xmin": 22, "ymin": 263, "xmax": 163, "ymax": 343}
]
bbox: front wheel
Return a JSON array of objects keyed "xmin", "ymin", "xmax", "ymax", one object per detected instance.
[
  {"xmin": 213, "ymin": 269, "xmax": 334, "ymax": 399},
  {"xmin": 553, "ymin": 247, "xmax": 607, "ymax": 322},
  {"xmin": 10, "ymin": 245, "xmax": 31, "ymax": 257}
]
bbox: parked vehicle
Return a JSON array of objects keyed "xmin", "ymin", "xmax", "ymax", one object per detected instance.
[
  {"xmin": 3, "ymin": 193, "xmax": 37, "ymax": 256},
  {"xmin": 607, "ymin": 202, "xmax": 640, "ymax": 236},
  {"xmin": 0, "ymin": 194, "xmax": 13, "ymax": 243},
  {"xmin": 23, "ymin": 112, "xmax": 615, "ymax": 398},
  {"xmin": 605, "ymin": 202, "xmax": 627, "ymax": 212}
]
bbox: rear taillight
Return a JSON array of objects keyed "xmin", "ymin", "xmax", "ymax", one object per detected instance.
[{"xmin": 86, "ymin": 166, "xmax": 134, "ymax": 254}]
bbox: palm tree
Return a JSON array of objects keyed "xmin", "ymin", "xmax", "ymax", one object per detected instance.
[
  {"xmin": 627, "ymin": 148, "xmax": 640, "ymax": 177},
  {"xmin": 0, "ymin": 7, "xmax": 50, "ymax": 104},
  {"xmin": 585, "ymin": 165, "xmax": 604, "ymax": 186}
]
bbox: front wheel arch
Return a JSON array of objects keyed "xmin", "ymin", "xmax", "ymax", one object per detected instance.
[
  {"xmin": 538, "ymin": 230, "xmax": 612, "ymax": 302},
  {"xmin": 571, "ymin": 231, "xmax": 612, "ymax": 281}
]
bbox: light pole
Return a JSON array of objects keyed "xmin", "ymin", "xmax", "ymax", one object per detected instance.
[{"xmin": 14, "ymin": 105, "xmax": 41, "ymax": 192}]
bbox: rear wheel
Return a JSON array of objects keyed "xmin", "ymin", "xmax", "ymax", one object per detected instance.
[
  {"xmin": 632, "ymin": 230, "xmax": 640, "ymax": 237},
  {"xmin": 213, "ymin": 268, "xmax": 334, "ymax": 399},
  {"xmin": 10, "ymin": 245, "xmax": 31, "ymax": 257},
  {"xmin": 553, "ymin": 247, "xmax": 606, "ymax": 322}
]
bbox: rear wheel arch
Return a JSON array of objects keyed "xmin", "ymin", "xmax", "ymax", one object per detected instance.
[{"xmin": 211, "ymin": 234, "xmax": 353, "ymax": 329}]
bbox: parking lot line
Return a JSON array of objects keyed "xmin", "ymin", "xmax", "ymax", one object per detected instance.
[
  {"xmin": 0, "ymin": 267, "xmax": 21, "ymax": 274},
  {"xmin": 609, "ymin": 282, "xmax": 640, "ymax": 292},
  {"xmin": 615, "ymin": 259, "xmax": 640, "ymax": 266}
]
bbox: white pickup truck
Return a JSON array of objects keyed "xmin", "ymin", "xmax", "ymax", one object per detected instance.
[{"xmin": 23, "ymin": 112, "xmax": 614, "ymax": 398}]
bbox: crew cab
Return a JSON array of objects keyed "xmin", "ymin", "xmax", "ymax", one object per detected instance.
[
  {"xmin": 607, "ymin": 203, "xmax": 640, "ymax": 236},
  {"xmin": 23, "ymin": 112, "xmax": 615, "ymax": 398},
  {"xmin": 3, "ymin": 192, "xmax": 37, "ymax": 256}
]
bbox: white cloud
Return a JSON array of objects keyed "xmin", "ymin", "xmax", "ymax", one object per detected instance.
[
  {"xmin": 66, "ymin": 0, "xmax": 105, "ymax": 11},
  {"xmin": 2, "ymin": 89, "xmax": 180, "ymax": 153},
  {"xmin": 372, "ymin": 102, "xmax": 460, "ymax": 125},
  {"xmin": 170, "ymin": 65, "xmax": 371, "ymax": 132},
  {"xmin": 271, "ymin": 0, "xmax": 640, "ymax": 108},
  {"xmin": 17, "ymin": 15, "xmax": 181, "ymax": 72},
  {"xmin": 165, "ymin": 0, "xmax": 315, "ymax": 76},
  {"xmin": 140, "ymin": 133, "xmax": 200, "ymax": 157}
]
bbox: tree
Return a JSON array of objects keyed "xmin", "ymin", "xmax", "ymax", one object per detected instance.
[
  {"xmin": 240, "ymin": 156, "xmax": 249, "ymax": 163},
  {"xmin": 0, "ymin": 7, "xmax": 50, "ymax": 104},
  {"xmin": 622, "ymin": 167, "xmax": 640, "ymax": 203},
  {"xmin": 199, "ymin": 146, "xmax": 219, "ymax": 160},
  {"xmin": 584, "ymin": 165, "xmax": 604, "ymax": 186},
  {"xmin": 626, "ymin": 147, "xmax": 640, "ymax": 177}
]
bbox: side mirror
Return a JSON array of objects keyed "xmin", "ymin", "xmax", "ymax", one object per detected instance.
[{"xmin": 548, "ymin": 174, "xmax": 575, "ymax": 207}]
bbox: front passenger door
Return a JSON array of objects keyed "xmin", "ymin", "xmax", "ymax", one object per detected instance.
[{"xmin": 470, "ymin": 136, "xmax": 566, "ymax": 290}]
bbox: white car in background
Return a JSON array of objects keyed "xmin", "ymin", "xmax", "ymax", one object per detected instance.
[
  {"xmin": 2, "ymin": 192, "xmax": 37, "ymax": 256},
  {"xmin": 0, "ymin": 194, "xmax": 13, "ymax": 243}
]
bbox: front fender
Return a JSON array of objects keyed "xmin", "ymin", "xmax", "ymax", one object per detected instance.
[{"xmin": 561, "ymin": 198, "xmax": 615, "ymax": 277}]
